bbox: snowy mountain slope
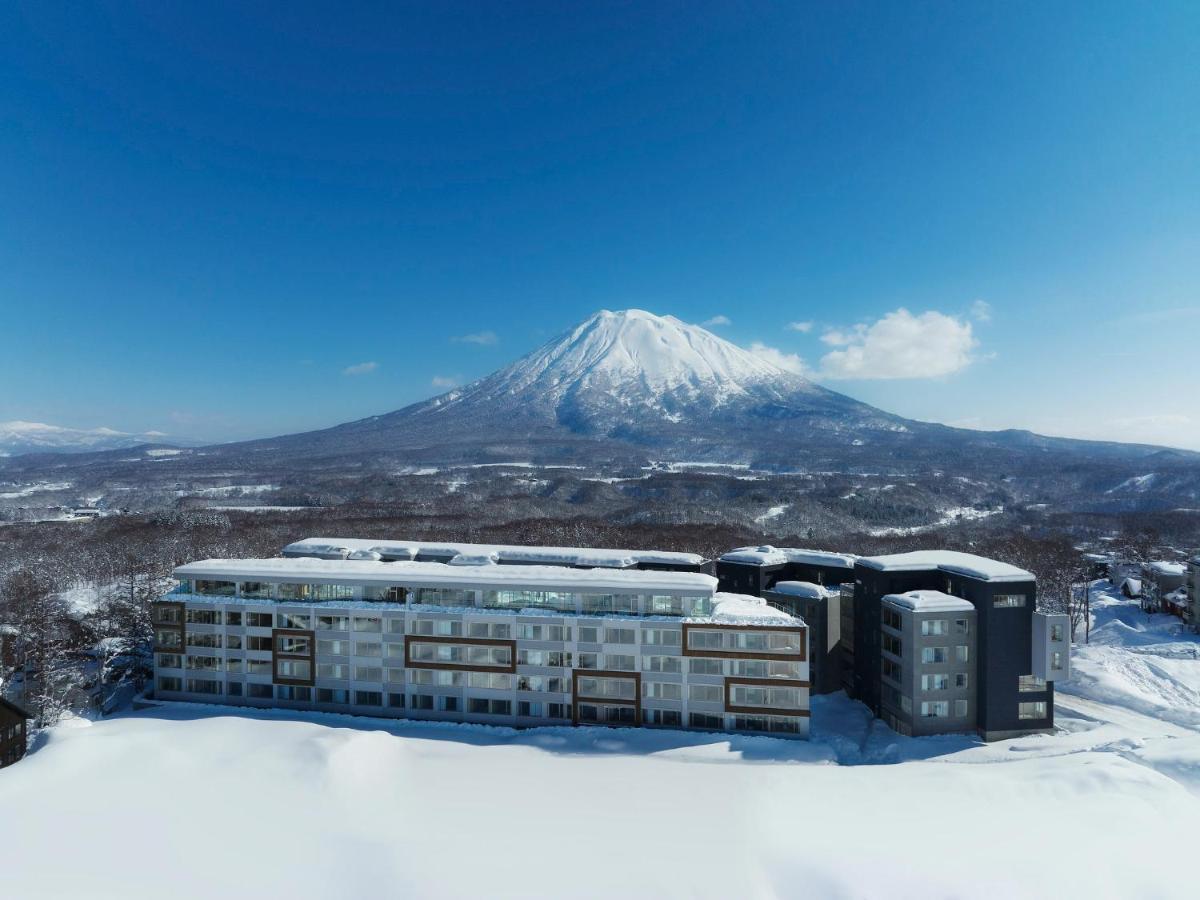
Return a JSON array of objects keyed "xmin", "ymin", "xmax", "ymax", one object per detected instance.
[{"xmin": 0, "ymin": 420, "xmax": 175, "ymax": 456}]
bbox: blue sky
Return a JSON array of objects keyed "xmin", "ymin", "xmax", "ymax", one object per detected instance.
[{"xmin": 2, "ymin": 2, "xmax": 1198, "ymax": 448}]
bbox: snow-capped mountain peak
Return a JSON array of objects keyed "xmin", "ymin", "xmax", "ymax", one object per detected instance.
[{"xmin": 454, "ymin": 309, "xmax": 814, "ymax": 409}]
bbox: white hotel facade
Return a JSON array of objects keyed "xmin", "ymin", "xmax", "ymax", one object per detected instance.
[{"xmin": 152, "ymin": 543, "xmax": 810, "ymax": 738}]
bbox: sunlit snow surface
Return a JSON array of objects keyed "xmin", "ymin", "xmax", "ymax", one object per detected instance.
[{"xmin": 3, "ymin": 586, "xmax": 1198, "ymax": 899}]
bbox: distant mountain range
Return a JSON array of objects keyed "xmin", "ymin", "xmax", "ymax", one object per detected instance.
[
  {"xmin": 2, "ymin": 310, "xmax": 1198, "ymax": 517},
  {"xmin": 0, "ymin": 421, "xmax": 177, "ymax": 457}
]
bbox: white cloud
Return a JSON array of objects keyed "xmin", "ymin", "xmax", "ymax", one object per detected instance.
[
  {"xmin": 430, "ymin": 375, "xmax": 460, "ymax": 389},
  {"xmin": 970, "ymin": 300, "xmax": 992, "ymax": 322},
  {"xmin": 819, "ymin": 328, "xmax": 855, "ymax": 347},
  {"xmin": 749, "ymin": 342, "xmax": 807, "ymax": 375},
  {"xmin": 452, "ymin": 331, "xmax": 498, "ymax": 346},
  {"xmin": 701, "ymin": 315, "xmax": 731, "ymax": 327},
  {"xmin": 786, "ymin": 320, "xmax": 813, "ymax": 333},
  {"xmin": 342, "ymin": 361, "xmax": 379, "ymax": 376},
  {"xmin": 817, "ymin": 309, "xmax": 977, "ymax": 380}
]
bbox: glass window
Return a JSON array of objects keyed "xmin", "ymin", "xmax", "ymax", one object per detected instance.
[
  {"xmin": 247, "ymin": 636, "xmax": 273, "ymax": 652},
  {"xmin": 186, "ymin": 679, "xmax": 223, "ymax": 695},
  {"xmin": 1050, "ymin": 624, "xmax": 1065, "ymax": 642},
  {"xmin": 994, "ymin": 594, "xmax": 1026, "ymax": 608},
  {"xmin": 156, "ymin": 676, "xmax": 182, "ymax": 692},
  {"xmin": 240, "ymin": 582, "xmax": 272, "ymax": 600},
  {"xmin": 246, "ymin": 683, "xmax": 273, "ymax": 699},
  {"xmin": 921, "ymin": 647, "xmax": 947, "ymax": 664},
  {"xmin": 153, "ymin": 605, "xmax": 181, "ymax": 625},
  {"xmin": 276, "ymin": 660, "xmax": 311, "ymax": 680},
  {"xmin": 317, "ymin": 615, "xmax": 350, "ymax": 632},
  {"xmin": 920, "ymin": 701, "xmax": 949, "ymax": 718},
  {"xmin": 882, "ymin": 634, "xmax": 902, "ymax": 656},
  {"xmin": 355, "ymin": 691, "xmax": 383, "ymax": 707},
  {"xmin": 921, "ymin": 619, "xmax": 948, "ymax": 636},
  {"xmin": 353, "ymin": 617, "xmax": 382, "ymax": 633},
  {"xmin": 688, "ymin": 712, "xmax": 723, "ymax": 729},
  {"xmin": 1019, "ymin": 701, "xmax": 1047, "ymax": 720},
  {"xmin": 642, "ymin": 628, "xmax": 682, "ymax": 646},
  {"xmin": 186, "ymin": 632, "xmax": 222, "ymax": 649},
  {"xmin": 317, "ymin": 639, "xmax": 349, "ymax": 656},
  {"xmin": 317, "ymin": 663, "xmax": 348, "ymax": 680},
  {"xmin": 577, "ymin": 625, "xmax": 600, "ymax": 643},
  {"xmin": 194, "ymin": 580, "xmax": 235, "ymax": 597},
  {"xmin": 387, "ymin": 617, "xmax": 406, "ymax": 635},
  {"xmin": 354, "ymin": 642, "xmax": 382, "ymax": 658},
  {"xmin": 645, "ymin": 655, "xmax": 684, "ymax": 674},
  {"xmin": 955, "ymin": 673, "xmax": 969, "ymax": 688},
  {"xmin": 354, "ymin": 666, "xmax": 383, "ymax": 682},
  {"xmin": 921, "ymin": 674, "xmax": 950, "ymax": 692},
  {"xmin": 1051, "ymin": 651, "xmax": 1064, "ymax": 671},
  {"xmin": 155, "ymin": 653, "xmax": 182, "ymax": 669},
  {"xmin": 605, "ymin": 654, "xmax": 636, "ymax": 672},
  {"xmin": 643, "ymin": 681, "xmax": 682, "ymax": 701},
  {"xmin": 276, "ymin": 635, "xmax": 310, "ymax": 654},
  {"xmin": 688, "ymin": 684, "xmax": 723, "ymax": 703},
  {"xmin": 276, "ymin": 613, "xmax": 312, "ymax": 630},
  {"xmin": 954, "ymin": 699, "xmax": 969, "ymax": 717},
  {"xmin": 387, "ymin": 692, "xmax": 406, "ymax": 708},
  {"xmin": 954, "ymin": 619, "xmax": 970, "ymax": 635},
  {"xmin": 410, "ymin": 694, "xmax": 434, "ymax": 710},
  {"xmin": 186, "ymin": 609, "xmax": 222, "ymax": 625},
  {"xmin": 225, "ymin": 634, "xmax": 243, "ymax": 650},
  {"xmin": 688, "ymin": 658, "xmax": 722, "ymax": 676},
  {"xmin": 246, "ymin": 612, "xmax": 273, "ymax": 628},
  {"xmin": 647, "ymin": 595, "xmax": 684, "ymax": 616},
  {"xmin": 955, "ymin": 645, "xmax": 969, "ymax": 663},
  {"xmin": 226, "ymin": 681, "xmax": 243, "ymax": 697},
  {"xmin": 317, "ymin": 688, "xmax": 350, "ymax": 704},
  {"xmin": 413, "ymin": 588, "xmax": 475, "ymax": 608}
]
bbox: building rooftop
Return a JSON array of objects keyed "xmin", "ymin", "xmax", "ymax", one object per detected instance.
[
  {"xmin": 1146, "ymin": 561, "xmax": 1186, "ymax": 577},
  {"xmin": 883, "ymin": 590, "xmax": 976, "ymax": 613},
  {"xmin": 284, "ymin": 536, "xmax": 706, "ymax": 568},
  {"xmin": 175, "ymin": 557, "xmax": 717, "ymax": 595},
  {"xmin": 858, "ymin": 550, "xmax": 1034, "ymax": 583},
  {"xmin": 766, "ymin": 581, "xmax": 835, "ymax": 600},
  {"xmin": 705, "ymin": 593, "xmax": 805, "ymax": 626},
  {"xmin": 719, "ymin": 545, "xmax": 858, "ymax": 568}
]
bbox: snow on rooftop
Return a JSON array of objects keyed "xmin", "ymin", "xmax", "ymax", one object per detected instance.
[
  {"xmin": 858, "ymin": 550, "xmax": 1033, "ymax": 583},
  {"xmin": 1147, "ymin": 561, "xmax": 1186, "ymax": 577},
  {"xmin": 719, "ymin": 545, "xmax": 857, "ymax": 568},
  {"xmin": 883, "ymin": 590, "xmax": 976, "ymax": 613},
  {"xmin": 175, "ymin": 557, "xmax": 716, "ymax": 595},
  {"xmin": 766, "ymin": 581, "xmax": 834, "ymax": 600},
  {"xmin": 704, "ymin": 592, "xmax": 804, "ymax": 626},
  {"xmin": 284, "ymin": 537, "xmax": 704, "ymax": 568}
]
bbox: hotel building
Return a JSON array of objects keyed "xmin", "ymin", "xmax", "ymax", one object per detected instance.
[{"xmin": 152, "ymin": 545, "xmax": 810, "ymax": 739}]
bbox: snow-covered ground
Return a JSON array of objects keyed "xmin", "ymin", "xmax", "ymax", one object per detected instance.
[{"xmin": 2, "ymin": 585, "xmax": 1197, "ymax": 899}]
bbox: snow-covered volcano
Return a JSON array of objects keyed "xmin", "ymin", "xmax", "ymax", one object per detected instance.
[
  {"xmin": 458, "ymin": 309, "xmax": 810, "ymax": 406},
  {"xmin": 195, "ymin": 307, "xmax": 1195, "ymax": 475},
  {"xmin": 397, "ymin": 309, "xmax": 890, "ymax": 440}
]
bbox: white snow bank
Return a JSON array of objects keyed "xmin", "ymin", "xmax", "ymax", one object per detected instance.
[{"xmin": 4, "ymin": 696, "xmax": 1199, "ymax": 900}]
